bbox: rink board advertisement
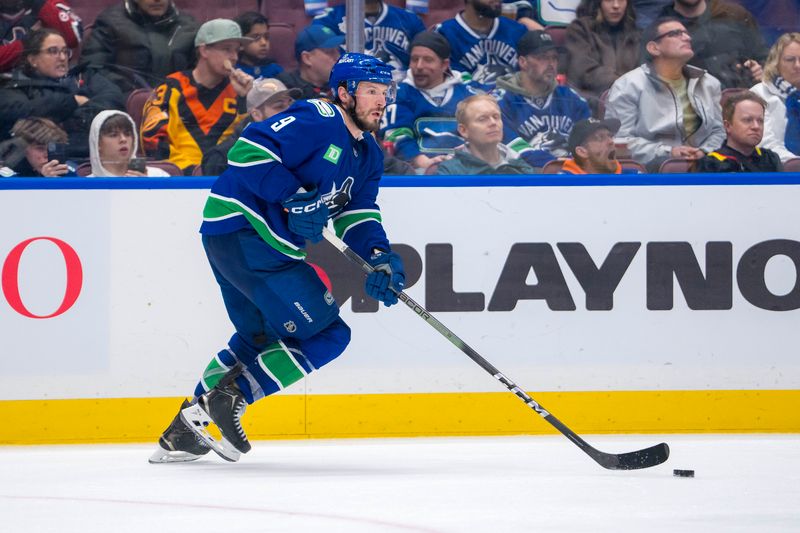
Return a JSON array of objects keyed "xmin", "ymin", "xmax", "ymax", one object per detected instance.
[{"xmin": 1, "ymin": 177, "xmax": 799, "ymax": 443}]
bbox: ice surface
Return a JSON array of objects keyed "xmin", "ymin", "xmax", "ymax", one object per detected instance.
[{"xmin": 1, "ymin": 434, "xmax": 798, "ymax": 532}]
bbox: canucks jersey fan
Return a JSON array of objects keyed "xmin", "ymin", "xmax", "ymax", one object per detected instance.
[
  {"xmin": 313, "ymin": 0, "xmax": 425, "ymax": 81},
  {"xmin": 434, "ymin": 0, "xmax": 527, "ymax": 86},
  {"xmin": 381, "ymin": 31, "xmax": 481, "ymax": 171},
  {"xmin": 150, "ymin": 54, "xmax": 406, "ymax": 463},
  {"xmin": 495, "ymin": 30, "xmax": 590, "ymax": 168}
]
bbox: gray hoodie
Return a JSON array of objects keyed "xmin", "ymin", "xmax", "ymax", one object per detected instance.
[
  {"xmin": 88, "ymin": 110, "xmax": 168, "ymax": 177},
  {"xmin": 605, "ymin": 63, "xmax": 725, "ymax": 165}
]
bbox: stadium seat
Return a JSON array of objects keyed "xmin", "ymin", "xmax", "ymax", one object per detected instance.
[
  {"xmin": 781, "ymin": 158, "xmax": 800, "ymax": 172},
  {"xmin": 262, "ymin": 0, "xmax": 314, "ymax": 31},
  {"xmin": 76, "ymin": 162, "xmax": 92, "ymax": 176},
  {"xmin": 619, "ymin": 159, "xmax": 645, "ymax": 173},
  {"xmin": 174, "ymin": 0, "xmax": 259, "ymax": 23},
  {"xmin": 147, "ymin": 160, "xmax": 183, "ymax": 176},
  {"xmin": 125, "ymin": 88, "xmax": 153, "ymax": 154},
  {"xmin": 658, "ymin": 158, "xmax": 694, "ymax": 173},
  {"xmin": 191, "ymin": 164, "xmax": 206, "ymax": 176},
  {"xmin": 542, "ymin": 159, "xmax": 565, "ymax": 173},
  {"xmin": 268, "ymin": 22, "xmax": 298, "ymax": 71},
  {"xmin": 420, "ymin": 0, "xmax": 462, "ymax": 28},
  {"xmin": 67, "ymin": 0, "xmax": 116, "ymax": 28}
]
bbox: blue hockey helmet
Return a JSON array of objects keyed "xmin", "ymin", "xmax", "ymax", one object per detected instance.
[{"xmin": 329, "ymin": 53, "xmax": 396, "ymax": 104}]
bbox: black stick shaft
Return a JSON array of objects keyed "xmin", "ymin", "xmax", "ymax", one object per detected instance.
[{"xmin": 323, "ymin": 228, "xmax": 669, "ymax": 470}]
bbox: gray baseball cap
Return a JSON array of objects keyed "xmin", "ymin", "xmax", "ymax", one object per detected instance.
[
  {"xmin": 246, "ymin": 78, "xmax": 302, "ymax": 112},
  {"xmin": 195, "ymin": 18, "xmax": 253, "ymax": 47}
]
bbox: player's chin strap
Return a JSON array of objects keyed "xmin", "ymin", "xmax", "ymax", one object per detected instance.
[{"xmin": 321, "ymin": 226, "xmax": 670, "ymax": 471}]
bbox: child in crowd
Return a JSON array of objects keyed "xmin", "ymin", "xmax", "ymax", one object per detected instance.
[{"xmin": 88, "ymin": 111, "xmax": 169, "ymax": 177}]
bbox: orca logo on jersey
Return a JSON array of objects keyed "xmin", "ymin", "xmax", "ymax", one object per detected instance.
[{"xmin": 322, "ymin": 176, "xmax": 354, "ymax": 217}]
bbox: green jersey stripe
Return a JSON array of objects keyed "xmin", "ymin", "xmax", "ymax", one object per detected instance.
[
  {"xmin": 203, "ymin": 194, "xmax": 306, "ymax": 260},
  {"xmin": 227, "ymin": 137, "xmax": 282, "ymax": 167},
  {"xmin": 257, "ymin": 341, "xmax": 306, "ymax": 389},
  {"xmin": 333, "ymin": 210, "xmax": 382, "ymax": 239}
]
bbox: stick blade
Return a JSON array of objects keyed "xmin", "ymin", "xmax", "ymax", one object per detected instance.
[{"xmin": 592, "ymin": 442, "xmax": 670, "ymax": 470}]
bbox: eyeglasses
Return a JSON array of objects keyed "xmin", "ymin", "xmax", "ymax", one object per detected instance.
[
  {"xmin": 652, "ymin": 28, "xmax": 690, "ymax": 42},
  {"xmin": 40, "ymin": 46, "xmax": 73, "ymax": 58}
]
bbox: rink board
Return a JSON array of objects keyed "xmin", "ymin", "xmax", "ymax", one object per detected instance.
[{"xmin": 1, "ymin": 175, "xmax": 799, "ymax": 443}]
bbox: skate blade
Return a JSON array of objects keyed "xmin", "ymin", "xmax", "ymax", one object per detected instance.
[
  {"xmin": 148, "ymin": 445, "xmax": 204, "ymax": 464},
  {"xmin": 180, "ymin": 404, "xmax": 242, "ymax": 463}
]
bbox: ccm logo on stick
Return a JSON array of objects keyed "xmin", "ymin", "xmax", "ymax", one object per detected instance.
[{"xmin": 1, "ymin": 237, "xmax": 83, "ymax": 319}]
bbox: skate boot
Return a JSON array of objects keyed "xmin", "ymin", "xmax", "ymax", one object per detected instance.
[
  {"xmin": 149, "ymin": 399, "xmax": 210, "ymax": 464},
  {"xmin": 181, "ymin": 364, "xmax": 250, "ymax": 461}
]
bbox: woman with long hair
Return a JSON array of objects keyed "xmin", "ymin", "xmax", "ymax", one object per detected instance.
[{"xmin": 565, "ymin": 0, "xmax": 641, "ymax": 114}]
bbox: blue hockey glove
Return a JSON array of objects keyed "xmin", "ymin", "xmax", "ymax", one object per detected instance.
[
  {"xmin": 282, "ymin": 187, "xmax": 329, "ymax": 243},
  {"xmin": 365, "ymin": 250, "xmax": 405, "ymax": 306}
]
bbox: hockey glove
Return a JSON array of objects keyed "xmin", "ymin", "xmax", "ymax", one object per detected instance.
[
  {"xmin": 365, "ymin": 250, "xmax": 405, "ymax": 306},
  {"xmin": 282, "ymin": 187, "xmax": 329, "ymax": 243}
]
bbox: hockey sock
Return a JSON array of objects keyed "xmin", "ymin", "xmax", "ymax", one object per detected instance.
[{"xmin": 253, "ymin": 340, "xmax": 309, "ymax": 393}]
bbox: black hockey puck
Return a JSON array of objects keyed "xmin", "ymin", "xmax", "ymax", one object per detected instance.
[{"xmin": 673, "ymin": 469, "xmax": 695, "ymax": 477}]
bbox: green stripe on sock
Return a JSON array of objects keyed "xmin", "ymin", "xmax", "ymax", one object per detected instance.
[
  {"xmin": 201, "ymin": 356, "xmax": 228, "ymax": 391},
  {"xmin": 258, "ymin": 344, "xmax": 304, "ymax": 389}
]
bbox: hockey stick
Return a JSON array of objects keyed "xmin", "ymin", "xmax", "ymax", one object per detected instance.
[{"xmin": 323, "ymin": 227, "xmax": 669, "ymax": 470}]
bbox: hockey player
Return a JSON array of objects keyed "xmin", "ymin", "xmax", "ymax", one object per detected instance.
[
  {"xmin": 313, "ymin": 0, "xmax": 425, "ymax": 81},
  {"xmin": 381, "ymin": 31, "xmax": 481, "ymax": 171},
  {"xmin": 495, "ymin": 30, "xmax": 591, "ymax": 168},
  {"xmin": 434, "ymin": 0, "xmax": 527, "ymax": 86},
  {"xmin": 150, "ymin": 53, "xmax": 406, "ymax": 463}
]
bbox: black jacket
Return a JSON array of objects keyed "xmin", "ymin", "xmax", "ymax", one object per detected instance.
[
  {"xmin": 276, "ymin": 70, "xmax": 333, "ymax": 100},
  {"xmin": 81, "ymin": 1, "xmax": 198, "ymax": 94},
  {"xmin": 0, "ymin": 65, "xmax": 125, "ymax": 158},
  {"xmin": 695, "ymin": 142, "xmax": 783, "ymax": 173}
]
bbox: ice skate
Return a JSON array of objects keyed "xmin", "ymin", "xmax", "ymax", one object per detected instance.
[
  {"xmin": 181, "ymin": 365, "xmax": 250, "ymax": 462},
  {"xmin": 149, "ymin": 399, "xmax": 210, "ymax": 464}
]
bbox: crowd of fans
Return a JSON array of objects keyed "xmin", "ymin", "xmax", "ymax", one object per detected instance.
[{"xmin": 0, "ymin": 0, "xmax": 798, "ymax": 177}]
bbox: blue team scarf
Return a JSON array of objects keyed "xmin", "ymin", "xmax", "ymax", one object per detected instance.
[
  {"xmin": 778, "ymin": 76, "xmax": 800, "ymax": 156},
  {"xmin": 303, "ymin": 0, "xmax": 429, "ymax": 15}
]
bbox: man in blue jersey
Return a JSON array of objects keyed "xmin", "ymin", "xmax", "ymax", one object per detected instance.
[
  {"xmin": 434, "ymin": 0, "xmax": 527, "ymax": 86},
  {"xmin": 495, "ymin": 30, "xmax": 591, "ymax": 168},
  {"xmin": 150, "ymin": 54, "xmax": 406, "ymax": 464},
  {"xmin": 381, "ymin": 31, "xmax": 481, "ymax": 171},
  {"xmin": 313, "ymin": 0, "xmax": 425, "ymax": 81}
]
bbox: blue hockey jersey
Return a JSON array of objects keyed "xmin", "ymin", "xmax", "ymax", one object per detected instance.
[
  {"xmin": 313, "ymin": 4, "xmax": 425, "ymax": 79},
  {"xmin": 200, "ymin": 99, "xmax": 390, "ymax": 262},
  {"xmin": 381, "ymin": 71, "xmax": 482, "ymax": 160},
  {"xmin": 434, "ymin": 13, "xmax": 527, "ymax": 86},
  {"xmin": 495, "ymin": 73, "xmax": 591, "ymax": 166}
]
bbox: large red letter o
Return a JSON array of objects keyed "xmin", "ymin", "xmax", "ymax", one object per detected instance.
[{"xmin": 1, "ymin": 237, "xmax": 83, "ymax": 319}]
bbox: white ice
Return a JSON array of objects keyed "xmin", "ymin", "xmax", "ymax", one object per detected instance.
[{"xmin": 1, "ymin": 434, "xmax": 798, "ymax": 532}]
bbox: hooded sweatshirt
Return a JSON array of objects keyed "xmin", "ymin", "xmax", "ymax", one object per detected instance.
[{"xmin": 88, "ymin": 110, "xmax": 169, "ymax": 177}]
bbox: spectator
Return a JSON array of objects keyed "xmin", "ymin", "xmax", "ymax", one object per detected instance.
[
  {"xmin": 566, "ymin": 0, "xmax": 641, "ymax": 112},
  {"xmin": 381, "ymin": 31, "xmax": 481, "ymax": 172},
  {"xmin": 0, "ymin": 0, "xmax": 81, "ymax": 73},
  {"xmin": 276, "ymin": 25, "xmax": 344, "ymax": 100},
  {"xmin": 0, "ymin": 117, "xmax": 75, "ymax": 176},
  {"xmin": 437, "ymin": 94, "xmax": 535, "ymax": 174},
  {"xmin": 80, "ymin": 0, "xmax": 198, "ymax": 96},
  {"xmin": 313, "ymin": 0, "xmax": 424, "ymax": 82},
  {"xmin": 695, "ymin": 90, "xmax": 781, "ymax": 172},
  {"xmin": 141, "ymin": 19, "xmax": 254, "ymax": 173},
  {"xmin": 750, "ymin": 32, "xmax": 800, "ymax": 162},
  {"xmin": 659, "ymin": 0, "xmax": 767, "ymax": 89},
  {"xmin": 738, "ymin": 0, "xmax": 800, "ymax": 47},
  {"xmin": 560, "ymin": 117, "xmax": 639, "ymax": 173},
  {"xmin": 434, "ymin": 0, "xmax": 527, "ymax": 86},
  {"xmin": 496, "ymin": 30, "xmax": 591, "ymax": 168},
  {"xmin": 0, "ymin": 28, "xmax": 124, "ymax": 159},
  {"xmin": 501, "ymin": 0, "xmax": 544, "ymax": 31},
  {"xmin": 234, "ymin": 11, "xmax": 283, "ymax": 80},
  {"xmin": 605, "ymin": 17, "xmax": 725, "ymax": 171},
  {"xmin": 88, "ymin": 110, "xmax": 170, "ymax": 177},
  {"xmin": 202, "ymin": 78, "xmax": 300, "ymax": 175}
]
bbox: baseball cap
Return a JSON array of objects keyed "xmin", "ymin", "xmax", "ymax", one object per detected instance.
[
  {"xmin": 195, "ymin": 18, "xmax": 253, "ymax": 47},
  {"xmin": 409, "ymin": 31, "xmax": 451, "ymax": 60},
  {"xmin": 246, "ymin": 78, "xmax": 302, "ymax": 112},
  {"xmin": 517, "ymin": 30, "xmax": 557, "ymax": 56},
  {"xmin": 295, "ymin": 25, "xmax": 345, "ymax": 59},
  {"xmin": 567, "ymin": 118, "xmax": 621, "ymax": 155}
]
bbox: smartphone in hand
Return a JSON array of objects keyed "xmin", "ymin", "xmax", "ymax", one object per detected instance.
[
  {"xmin": 128, "ymin": 157, "xmax": 147, "ymax": 173},
  {"xmin": 47, "ymin": 142, "xmax": 69, "ymax": 163}
]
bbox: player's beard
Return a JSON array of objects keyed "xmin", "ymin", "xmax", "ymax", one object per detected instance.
[
  {"xmin": 473, "ymin": 0, "xmax": 501, "ymax": 19},
  {"xmin": 348, "ymin": 98, "xmax": 383, "ymax": 133}
]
